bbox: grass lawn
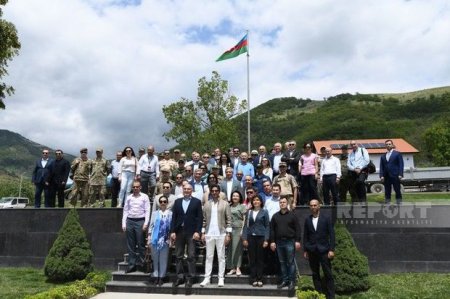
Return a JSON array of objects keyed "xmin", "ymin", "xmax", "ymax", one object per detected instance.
[
  {"xmin": 367, "ymin": 192, "xmax": 450, "ymax": 204},
  {"xmin": 299, "ymin": 273, "xmax": 450, "ymax": 299},
  {"xmin": 0, "ymin": 267, "xmax": 68, "ymax": 299}
]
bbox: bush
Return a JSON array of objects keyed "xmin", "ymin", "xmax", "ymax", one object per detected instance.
[
  {"xmin": 84, "ymin": 271, "xmax": 111, "ymax": 292},
  {"xmin": 296, "ymin": 289, "xmax": 326, "ymax": 299},
  {"xmin": 0, "ymin": 175, "xmax": 34, "ymax": 199},
  {"xmin": 44, "ymin": 209, "xmax": 93, "ymax": 282},
  {"xmin": 331, "ymin": 223, "xmax": 370, "ymax": 293},
  {"xmin": 25, "ymin": 280, "xmax": 97, "ymax": 299}
]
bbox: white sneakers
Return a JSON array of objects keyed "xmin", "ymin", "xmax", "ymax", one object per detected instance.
[
  {"xmin": 200, "ymin": 278, "xmax": 224, "ymax": 287},
  {"xmin": 200, "ymin": 278, "xmax": 210, "ymax": 287},
  {"xmin": 218, "ymin": 278, "xmax": 224, "ymax": 287}
]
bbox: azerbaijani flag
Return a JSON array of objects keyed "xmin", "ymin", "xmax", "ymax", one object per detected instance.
[{"xmin": 216, "ymin": 34, "xmax": 248, "ymax": 62}]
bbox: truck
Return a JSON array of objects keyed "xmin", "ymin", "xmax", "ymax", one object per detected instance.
[{"xmin": 366, "ymin": 167, "xmax": 450, "ymax": 193}]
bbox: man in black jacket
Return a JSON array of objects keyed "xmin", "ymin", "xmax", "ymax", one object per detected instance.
[
  {"xmin": 32, "ymin": 149, "xmax": 54, "ymax": 208},
  {"xmin": 49, "ymin": 149, "xmax": 71, "ymax": 207},
  {"xmin": 269, "ymin": 197, "xmax": 302, "ymax": 290},
  {"xmin": 303, "ymin": 199, "xmax": 335, "ymax": 299}
]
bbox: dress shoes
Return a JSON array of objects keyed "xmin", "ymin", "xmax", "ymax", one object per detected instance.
[
  {"xmin": 185, "ymin": 278, "xmax": 193, "ymax": 288},
  {"xmin": 153, "ymin": 278, "xmax": 160, "ymax": 286},
  {"xmin": 288, "ymin": 281, "xmax": 296, "ymax": 290},
  {"xmin": 173, "ymin": 278, "xmax": 184, "ymax": 287},
  {"xmin": 136, "ymin": 265, "xmax": 144, "ymax": 272},
  {"xmin": 125, "ymin": 266, "xmax": 136, "ymax": 274},
  {"xmin": 277, "ymin": 281, "xmax": 290, "ymax": 289}
]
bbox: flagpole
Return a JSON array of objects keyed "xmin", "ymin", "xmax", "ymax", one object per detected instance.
[{"xmin": 246, "ymin": 30, "xmax": 251, "ymax": 153}]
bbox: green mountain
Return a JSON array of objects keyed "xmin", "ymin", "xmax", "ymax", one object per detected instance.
[
  {"xmin": 234, "ymin": 86, "xmax": 450, "ymax": 166},
  {"xmin": 0, "ymin": 129, "xmax": 76, "ymax": 179}
]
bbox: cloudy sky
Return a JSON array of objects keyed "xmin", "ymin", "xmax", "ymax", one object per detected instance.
[{"xmin": 1, "ymin": 0, "xmax": 449, "ymax": 158}]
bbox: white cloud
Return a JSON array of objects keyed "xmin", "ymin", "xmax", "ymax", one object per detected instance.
[{"xmin": 1, "ymin": 0, "xmax": 449, "ymax": 157}]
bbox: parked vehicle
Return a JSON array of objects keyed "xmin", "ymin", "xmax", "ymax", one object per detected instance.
[
  {"xmin": 0, "ymin": 197, "xmax": 30, "ymax": 208},
  {"xmin": 367, "ymin": 167, "xmax": 450, "ymax": 193}
]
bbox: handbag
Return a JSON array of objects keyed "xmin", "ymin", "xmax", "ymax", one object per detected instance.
[{"xmin": 360, "ymin": 148, "xmax": 376, "ymax": 174}]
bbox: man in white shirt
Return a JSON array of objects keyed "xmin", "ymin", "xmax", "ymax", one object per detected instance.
[
  {"xmin": 271, "ymin": 142, "xmax": 284, "ymax": 177},
  {"xmin": 347, "ymin": 141, "xmax": 370, "ymax": 203},
  {"xmin": 122, "ymin": 181, "xmax": 150, "ymax": 273},
  {"xmin": 138, "ymin": 146, "xmax": 160, "ymax": 199},
  {"xmin": 200, "ymin": 184, "xmax": 231, "ymax": 287},
  {"xmin": 110, "ymin": 151, "xmax": 122, "ymax": 208},
  {"xmin": 320, "ymin": 147, "xmax": 342, "ymax": 205}
]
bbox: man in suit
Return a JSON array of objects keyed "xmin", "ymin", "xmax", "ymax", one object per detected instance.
[
  {"xmin": 379, "ymin": 139, "xmax": 404, "ymax": 204},
  {"xmin": 200, "ymin": 184, "xmax": 232, "ymax": 287},
  {"xmin": 219, "ymin": 167, "xmax": 243, "ymax": 202},
  {"xmin": 170, "ymin": 184, "xmax": 203, "ymax": 288},
  {"xmin": 49, "ymin": 149, "xmax": 70, "ymax": 208},
  {"xmin": 32, "ymin": 149, "xmax": 54, "ymax": 208},
  {"xmin": 281, "ymin": 140, "xmax": 301, "ymax": 180},
  {"xmin": 303, "ymin": 199, "xmax": 335, "ymax": 299}
]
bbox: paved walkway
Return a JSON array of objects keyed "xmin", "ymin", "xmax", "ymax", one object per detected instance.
[{"xmin": 93, "ymin": 293, "xmax": 275, "ymax": 299}]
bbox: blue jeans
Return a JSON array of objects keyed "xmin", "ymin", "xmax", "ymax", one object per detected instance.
[
  {"xmin": 276, "ymin": 239, "xmax": 296, "ymax": 283},
  {"xmin": 119, "ymin": 171, "xmax": 135, "ymax": 206}
]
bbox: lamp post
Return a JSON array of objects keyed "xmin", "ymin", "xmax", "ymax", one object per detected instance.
[{"xmin": 19, "ymin": 172, "xmax": 27, "ymax": 197}]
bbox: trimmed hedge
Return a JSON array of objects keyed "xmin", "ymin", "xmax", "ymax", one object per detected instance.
[
  {"xmin": 297, "ymin": 289, "xmax": 326, "ymax": 299},
  {"xmin": 44, "ymin": 209, "xmax": 93, "ymax": 282},
  {"xmin": 331, "ymin": 223, "xmax": 370, "ymax": 293}
]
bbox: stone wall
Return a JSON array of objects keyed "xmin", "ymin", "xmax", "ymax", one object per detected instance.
[{"xmin": 0, "ymin": 205, "xmax": 449, "ymax": 272}]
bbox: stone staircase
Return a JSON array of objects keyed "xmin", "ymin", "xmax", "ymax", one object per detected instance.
[{"xmin": 105, "ymin": 251, "xmax": 296, "ymax": 297}]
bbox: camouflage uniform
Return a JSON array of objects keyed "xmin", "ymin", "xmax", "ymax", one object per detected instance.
[
  {"xmin": 89, "ymin": 157, "xmax": 110, "ymax": 207},
  {"xmin": 159, "ymin": 158, "xmax": 177, "ymax": 173},
  {"xmin": 69, "ymin": 157, "xmax": 92, "ymax": 207}
]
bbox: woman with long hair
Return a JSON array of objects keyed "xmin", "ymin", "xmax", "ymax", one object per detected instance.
[
  {"xmin": 261, "ymin": 157, "xmax": 273, "ymax": 180},
  {"xmin": 218, "ymin": 153, "xmax": 232, "ymax": 177},
  {"xmin": 298, "ymin": 142, "xmax": 319, "ymax": 205},
  {"xmin": 118, "ymin": 146, "xmax": 140, "ymax": 207},
  {"xmin": 226, "ymin": 191, "xmax": 247, "ymax": 276}
]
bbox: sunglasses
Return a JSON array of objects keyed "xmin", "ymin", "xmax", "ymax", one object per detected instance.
[
  {"xmin": 162, "ymin": 186, "xmax": 171, "ymax": 189},
  {"xmin": 159, "ymin": 201, "xmax": 168, "ymax": 204},
  {"xmin": 246, "ymin": 191, "xmax": 254, "ymax": 194}
]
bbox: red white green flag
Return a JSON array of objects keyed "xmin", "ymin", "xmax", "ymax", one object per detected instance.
[{"xmin": 216, "ymin": 34, "xmax": 248, "ymax": 62}]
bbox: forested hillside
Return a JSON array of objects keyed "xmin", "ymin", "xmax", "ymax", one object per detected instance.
[{"xmin": 234, "ymin": 91, "xmax": 450, "ymax": 166}]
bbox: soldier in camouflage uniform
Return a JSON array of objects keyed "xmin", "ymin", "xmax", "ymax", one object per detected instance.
[
  {"xmin": 89, "ymin": 148, "xmax": 110, "ymax": 207},
  {"xmin": 159, "ymin": 150, "xmax": 177, "ymax": 173},
  {"xmin": 339, "ymin": 145, "xmax": 357, "ymax": 202},
  {"xmin": 69, "ymin": 148, "xmax": 93, "ymax": 207}
]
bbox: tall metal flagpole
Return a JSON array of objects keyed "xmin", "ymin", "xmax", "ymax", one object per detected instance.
[{"xmin": 246, "ymin": 30, "xmax": 251, "ymax": 153}]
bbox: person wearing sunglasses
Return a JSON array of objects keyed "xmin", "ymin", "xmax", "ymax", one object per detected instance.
[
  {"xmin": 149, "ymin": 195, "xmax": 172, "ymax": 286},
  {"xmin": 122, "ymin": 181, "xmax": 150, "ymax": 274},
  {"xmin": 32, "ymin": 148, "xmax": 54, "ymax": 208},
  {"xmin": 153, "ymin": 182, "xmax": 176, "ymax": 213}
]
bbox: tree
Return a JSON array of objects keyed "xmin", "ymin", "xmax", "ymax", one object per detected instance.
[
  {"xmin": 331, "ymin": 223, "xmax": 370, "ymax": 293},
  {"xmin": 162, "ymin": 71, "xmax": 247, "ymax": 152},
  {"xmin": 423, "ymin": 117, "xmax": 450, "ymax": 166},
  {"xmin": 0, "ymin": 0, "xmax": 21, "ymax": 109},
  {"xmin": 44, "ymin": 209, "xmax": 94, "ymax": 282}
]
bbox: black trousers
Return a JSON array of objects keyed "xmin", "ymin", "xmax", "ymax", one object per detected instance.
[
  {"xmin": 174, "ymin": 230, "xmax": 197, "ymax": 280},
  {"xmin": 247, "ymin": 235, "xmax": 265, "ymax": 282},
  {"xmin": 111, "ymin": 178, "xmax": 120, "ymax": 207},
  {"xmin": 349, "ymin": 171, "xmax": 367, "ymax": 202},
  {"xmin": 51, "ymin": 182, "xmax": 66, "ymax": 208},
  {"xmin": 300, "ymin": 175, "xmax": 318, "ymax": 205},
  {"xmin": 322, "ymin": 174, "xmax": 339, "ymax": 205},
  {"xmin": 308, "ymin": 251, "xmax": 335, "ymax": 299}
]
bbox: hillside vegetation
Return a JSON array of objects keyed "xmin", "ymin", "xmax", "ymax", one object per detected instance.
[
  {"xmin": 0, "ymin": 130, "xmax": 75, "ymax": 179},
  {"xmin": 234, "ymin": 89, "xmax": 450, "ymax": 166}
]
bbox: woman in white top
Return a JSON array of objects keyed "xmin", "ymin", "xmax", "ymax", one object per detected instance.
[
  {"xmin": 118, "ymin": 146, "xmax": 140, "ymax": 207},
  {"xmin": 261, "ymin": 157, "xmax": 273, "ymax": 180}
]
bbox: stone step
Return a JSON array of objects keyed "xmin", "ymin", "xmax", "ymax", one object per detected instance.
[
  {"xmin": 111, "ymin": 271, "xmax": 279, "ymax": 284},
  {"xmin": 105, "ymin": 280, "xmax": 296, "ymax": 297}
]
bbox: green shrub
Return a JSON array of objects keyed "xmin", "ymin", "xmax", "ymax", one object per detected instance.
[
  {"xmin": 44, "ymin": 209, "xmax": 93, "ymax": 282},
  {"xmin": 296, "ymin": 289, "xmax": 326, "ymax": 299},
  {"xmin": 331, "ymin": 223, "xmax": 370, "ymax": 293},
  {"xmin": 84, "ymin": 271, "xmax": 111, "ymax": 292},
  {"xmin": 25, "ymin": 280, "xmax": 97, "ymax": 299}
]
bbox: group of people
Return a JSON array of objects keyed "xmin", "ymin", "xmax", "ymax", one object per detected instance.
[
  {"xmin": 31, "ymin": 147, "xmax": 110, "ymax": 208},
  {"xmin": 32, "ymin": 139, "xmax": 404, "ymax": 298}
]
